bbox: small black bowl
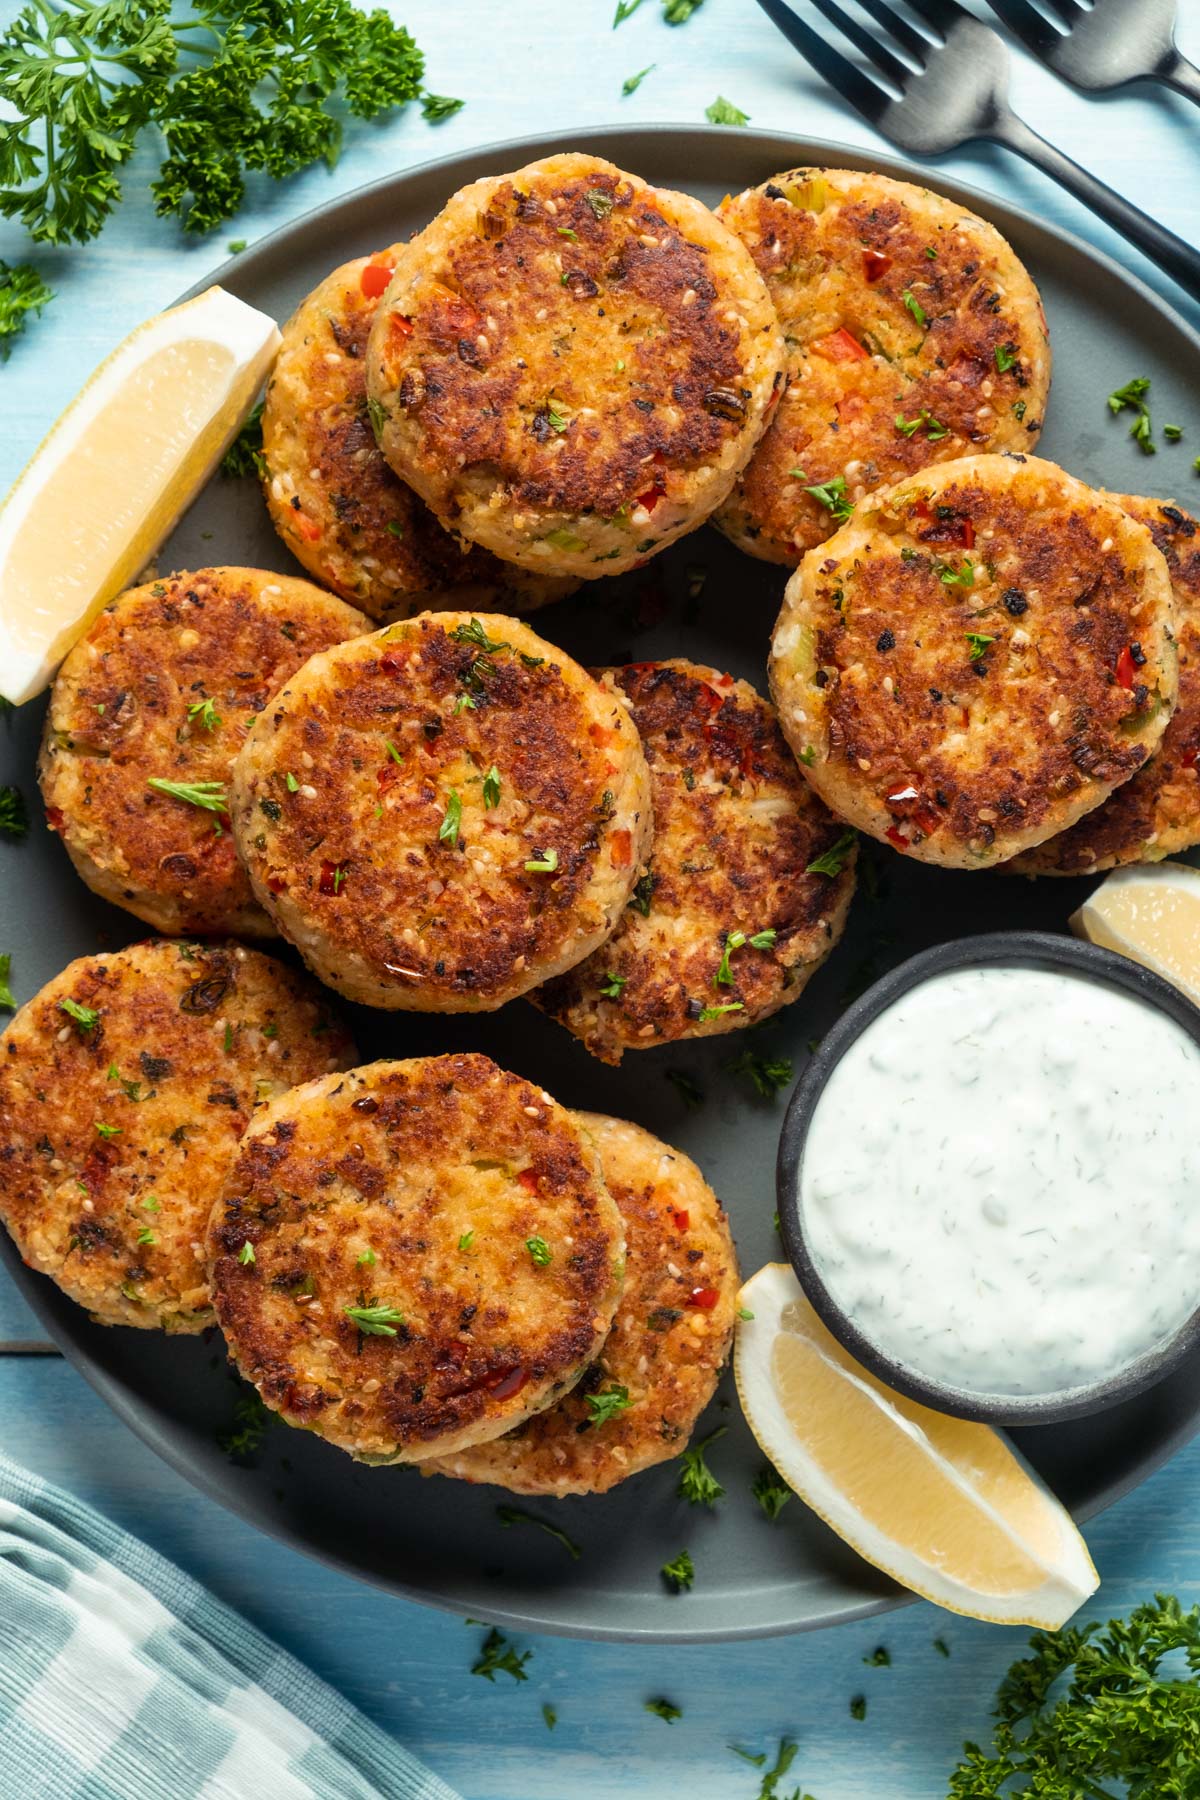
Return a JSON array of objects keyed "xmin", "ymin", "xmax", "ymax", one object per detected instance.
[{"xmin": 776, "ymin": 929, "xmax": 1200, "ymax": 1427}]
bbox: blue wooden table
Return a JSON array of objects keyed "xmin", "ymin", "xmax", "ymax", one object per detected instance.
[{"xmin": 4, "ymin": 3, "xmax": 1200, "ymax": 1794}]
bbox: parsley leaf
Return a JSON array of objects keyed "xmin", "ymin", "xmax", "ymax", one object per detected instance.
[
  {"xmin": 677, "ymin": 1425, "xmax": 726, "ymax": 1507},
  {"xmin": 343, "ymin": 1301, "xmax": 405, "ymax": 1336},
  {"xmin": 806, "ymin": 830, "xmax": 857, "ymax": 876},
  {"xmin": 629, "ymin": 870, "xmax": 656, "ymax": 915},
  {"xmin": 789, "ymin": 469, "xmax": 854, "ymax": 522},
  {"xmin": 613, "ymin": 0, "xmax": 647, "ymax": 22},
  {"xmin": 661, "ymin": 1549, "xmax": 695, "ymax": 1592},
  {"xmin": 994, "ymin": 342, "xmax": 1017, "ymax": 373},
  {"xmin": 147, "ymin": 777, "xmax": 228, "ymax": 814},
  {"xmin": 585, "ymin": 1384, "xmax": 632, "ymax": 1426},
  {"xmin": 895, "ymin": 409, "xmax": 949, "ymax": 442},
  {"xmin": 698, "ymin": 1001, "xmax": 743, "ymax": 1023},
  {"xmin": 219, "ymin": 401, "xmax": 264, "ymax": 478},
  {"xmin": 0, "ymin": 951, "xmax": 14, "ymax": 1011},
  {"xmin": 217, "ymin": 1383, "xmax": 273, "ymax": 1461},
  {"xmin": 525, "ymin": 1235, "xmax": 552, "ymax": 1268},
  {"xmin": 863, "ymin": 1644, "xmax": 891, "ymax": 1666},
  {"xmin": 731, "ymin": 1738, "xmax": 801, "ymax": 1797},
  {"xmin": 727, "ymin": 1049, "xmax": 794, "ymax": 1101},
  {"xmin": 0, "ymin": 1, "xmax": 430, "ymax": 244},
  {"xmin": 438, "ymin": 788, "xmax": 462, "ymax": 844},
  {"xmin": 524, "ymin": 847, "xmax": 558, "ymax": 873},
  {"xmin": 665, "ymin": 1068, "xmax": 704, "ymax": 1109},
  {"xmin": 471, "ymin": 1627, "xmax": 531, "ymax": 1683},
  {"xmin": 1108, "ymin": 376, "xmax": 1157, "ymax": 455},
  {"xmin": 966, "ymin": 631, "xmax": 996, "ymax": 662},
  {"xmin": 0, "ymin": 783, "xmax": 28, "ymax": 839},
  {"xmin": 645, "ymin": 1698, "xmax": 682, "ymax": 1722},
  {"xmin": 0, "ymin": 259, "xmax": 52, "ymax": 356},
  {"xmin": 496, "ymin": 1505, "xmax": 581, "ymax": 1560},
  {"xmin": 752, "ymin": 1466, "xmax": 793, "ymax": 1521},
  {"xmin": 664, "ymin": 0, "xmax": 705, "ymax": 16},
  {"xmin": 706, "ymin": 96, "xmax": 749, "ymax": 127},
  {"xmin": 542, "ymin": 1703, "xmax": 557, "ymax": 1729},
  {"xmin": 187, "ymin": 697, "xmax": 221, "ymax": 732},
  {"xmin": 482, "ymin": 765, "xmax": 501, "ymax": 809},
  {"xmin": 420, "ymin": 92, "xmax": 462, "ymax": 123},
  {"xmin": 237, "ymin": 1241, "xmax": 255, "ymax": 1265},
  {"xmin": 622, "ymin": 64, "xmax": 655, "ymax": 95},
  {"xmin": 599, "ymin": 971, "xmax": 627, "ymax": 999},
  {"xmin": 60, "ymin": 996, "xmax": 100, "ymax": 1033},
  {"xmin": 902, "ymin": 288, "xmax": 928, "ymax": 328}
]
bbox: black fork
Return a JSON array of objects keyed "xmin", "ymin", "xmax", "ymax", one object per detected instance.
[{"xmin": 756, "ymin": 0, "xmax": 1200, "ymax": 301}]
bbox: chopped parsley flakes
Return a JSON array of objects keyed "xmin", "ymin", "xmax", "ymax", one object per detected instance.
[
  {"xmin": 1108, "ymin": 376, "xmax": 1156, "ymax": 455},
  {"xmin": 0, "ymin": 783, "xmax": 29, "ymax": 839},
  {"xmin": 706, "ymin": 95, "xmax": 749, "ymax": 127},
  {"xmin": 790, "ymin": 468, "xmax": 854, "ymax": 522},
  {"xmin": 471, "ymin": 1627, "xmax": 530, "ymax": 1683},
  {"xmin": 727, "ymin": 1049, "xmax": 794, "ymax": 1101},
  {"xmin": 660, "ymin": 1549, "xmax": 695, "ymax": 1592},
  {"xmin": 677, "ymin": 1426, "xmax": 726, "ymax": 1508},
  {"xmin": 645, "ymin": 1698, "xmax": 682, "ymax": 1723},
  {"xmin": 806, "ymin": 830, "xmax": 857, "ymax": 877},
  {"xmin": 496, "ymin": 1505, "xmax": 581, "ymax": 1560},
  {"xmin": 60, "ymin": 996, "xmax": 100, "ymax": 1033},
  {"xmin": 343, "ymin": 1301, "xmax": 405, "ymax": 1336},
  {"xmin": 438, "ymin": 788, "xmax": 462, "ymax": 844},
  {"xmin": 0, "ymin": 953, "xmax": 14, "ymax": 1011},
  {"xmin": 752, "ymin": 1466, "xmax": 793, "ymax": 1521},
  {"xmin": 525, "ymin": 1235, "xmax": 552, "ymax": 1268},
  {"xmin": 585, "ymin": 1383, "xmax": 632, "ymax": 1426}
]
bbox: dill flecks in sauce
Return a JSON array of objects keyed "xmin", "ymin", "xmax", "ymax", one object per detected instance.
[{"xmin": 800, "ymin": 966, "xmax": 1200, "ymax": 1398}]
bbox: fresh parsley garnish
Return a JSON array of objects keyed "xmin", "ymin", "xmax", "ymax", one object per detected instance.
[
  {"xmin": 665, "ymin": 1068, "xmax": 704, "ymax": 1109},
  {"xmin": 343, "ymin": 1301, "xmax": 405, "ymax": 1336},
  {"xmin": 542, "ymin": 1703, "xmax": 557, "ymax": 1729},
  {"xmin": 585, "ymin": 1384, "xmax": 632, "ymax": 1426},
  {"xmin": 994, "ymin": 343, "xmax": 1017, "ymax": 373},
  {"xmin": 706, "ymin": 95, "xmax": 749, "ymax": 127},
  {"xmin": 790, "ymin": 468, "xmax": 854, "ymax": 522},
  {"xmin": 895, "ymin": 409, "xmax": 948, "ymax": 441},
  {"xmin": 0, "ymin": 0, "xmax": 430, "ymax": 244},
  {"xmin": 586, "ymin": 188, "xmax": 614, "ymax": 220},
  {"xmin": 0, "ymin": 783, "xmax": 28, "ymax": 839},
  {"xmin": 1165, "ymin": 423, "xmax": 1184, "ymax": 441},
  {"xmin": 0, "ymin": 259, "xmax": 52, "ymax": 355},
  {"xmin": 136, "ymin": 1226, "xmax": 156, "ymax": 1246},
  {"xmin": 496, "ymin": 1506, "xmax": 580, "ymax": 1560},
  {"xmin": 187, "ymin": 696, "xmax": 221, "ymax": 731},
  {"xmin": 731, "ymin": 1738, "xmax": 800, "ymax": 1795},
  {"xmin": 217, "ymin": 1384, "xmax": 273, "ymax": 1461},
  {"xmin": 715, "ymin": 925, "xmax": 776, "ymax": 986},
  {"xmin": 599, "ymin": 971, "xmax": 627, "ymax": 999},
  {"xmin": 661, "ymin": 1549, "xmax": 695, "ymax": 1593},
  {"xmin": 525, "ymin": 1235, "xmax": 552, "ymax": 1268},
  {"xmin": 902, "ymin": 289, "xmax": 927, "ymax": 328},
  {"xmin": 60, "ymin": 996, "xmax": 100, "ymax": 1033},
  {"xmin": 524, "ymin": 847, "xmax": 558, "ymax": 873},
  {"xmin": 219, "ymin": 402, "xmax": 264, "ymax": 478},
  {"xmin": 451, "ymin": 618, "xmax": 508, "ymax": 654},
  {"xmin": 237, "ymin": 1241, "xmax": 255, "ymax": 1265},
  {"xmin": 863, "ymin": 1645, "xmax": 891, "ymax": 1666},
  {"xmin": 806, "ymin": 830, "xmax": 856, "ymax": 876},
  {"xmin": 677, "ymin": 1426, "xmax": 726, "ymax": 1508},
  {"xmin": 482, "ymin": 765, "xmax": 501, "ymax": 809},
  {"xmin": 421, "ymin": 92, "xmax": 463, "ymax": 122},
  {"xmin": 458, "ymin": 1231, "xmax": 474, "ymax": 1253},
  {"xmin": 752, "ymin": 1466, "xmax": 793, "ymax": 1521},
  {"xmin": 0, "ymin": 952, "xmax": 15, "ymax": 1011},
  {"xmin": 965, "ymin": 631, "xmax": 996, "ymax": 662},
  {"xmin": 936, "ymin": 556, "xmax": 976, "ymax": 589},
  {"xmin": 147, "ymin": 777, "xmax": 228, "ymax": 814},
  {"xmin": 622, "ymin": 64, "xmax": 655, "ymax": 95},
  {"xmin": 471, "ymin": 1627, "xmax": 531, "ymax": 1683},
  {"xmin": 629, "ymin": 870, "xmax": 656, "ymax": 915},
  {"xmin": 850, "ymin": 1695, "xmax": 867, "ymax": 1720},
  {"xmin": 664, "ymin": 0, "xmax": 705, "ymax": 16},
  {"xmin": 1108, "ymin": 376, "xmax": 1156, "ymax": 455},
  {"xmin": 613, "ymin": 0, "xmax": 647, "ymax": 21},
  {"xmin": 438, "ymin": 788, "xmax": 462, "ymax": 844},
  {"xmin": 645, "ymin": 1698, "xmax": 682, "ymax": 1722},
  {"xmin": 698, "ymin": 1001, "xmax": 743, "ymax": 1023},
  {"xmin": 727, "ymin": 1049, "xmax": 794, "ymax": 1101},
  {"xmin": 94, "ymin": 1120, "xmax": 121, "ymax": 1138}
]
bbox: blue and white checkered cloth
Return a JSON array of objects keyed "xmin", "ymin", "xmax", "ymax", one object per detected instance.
[{"xmin": 0, "ymin": 1452, "xmax": 462, "ymax": 1800}]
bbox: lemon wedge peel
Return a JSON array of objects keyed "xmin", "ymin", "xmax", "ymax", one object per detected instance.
[
  {"xmin": 0, "ymin": 286, "xmax": 280, "ymax": 705},
  {"xmin": 735, "ymin": 1264, "xmax": 1099, "ymax": 1628},
  {"xmin": 1071, "ymin": 859, "xmax": 1200, "ymax": 1011}
]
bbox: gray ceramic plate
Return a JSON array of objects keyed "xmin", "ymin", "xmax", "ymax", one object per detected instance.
[{"xmin": 4, "ymin": 125, "xmax": 1200, "ymax": 1643}]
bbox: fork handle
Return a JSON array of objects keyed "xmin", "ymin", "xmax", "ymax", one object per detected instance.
[
  {"xmin": 1161, "ymin": 50, "xmax": 1200, "ymax": 109},
  {"xmin": 992, "ymin": 109, "xmax": 1200, "ymax": 303}
]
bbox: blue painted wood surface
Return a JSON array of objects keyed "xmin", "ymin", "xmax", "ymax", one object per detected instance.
[{"xmin": 4, "ymin": 3, "xmax": 1200, "ymax": 1794}]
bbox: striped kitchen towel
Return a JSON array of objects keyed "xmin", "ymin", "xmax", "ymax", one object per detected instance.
[{"xmin": 0, "ymin": 1451, "xmax": 462, "ymax": 1800}]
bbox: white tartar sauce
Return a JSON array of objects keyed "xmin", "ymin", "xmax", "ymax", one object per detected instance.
[{"xmin": 799, "ymin": 965, "xmax": 1200, "ymax": 1398}]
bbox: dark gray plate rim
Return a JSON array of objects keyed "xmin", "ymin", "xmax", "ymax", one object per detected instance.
[
  {"xmin": 7, "ymin": 122, "xmax": 1200, "ymax": 1643},
  {"xmin": 777, "ymin": 931, "xmax": 1200, "ymax": 1425}
]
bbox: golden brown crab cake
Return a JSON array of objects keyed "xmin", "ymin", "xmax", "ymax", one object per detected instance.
[
  {"xmin": 715, "ymin": 168, "xmax": 1050, "ymax": 566},
  {"xmin": 262, "ymin": 250, "xmax": 577, "ymax": 619},
  {"xmin": 365, "ymin": 152, "xmax": 784, "ymax": 580},
  {"xmin": 207, "ymin": 1055, "xmax": 626, "ymax": 1464},
  {"xmin": 1009, "ymin": 496, "xmax": 1200, "ymax": 875},
  {"xmin": 39, "ymin": 568, "xmax": 368, "ymax": 938},
  {"xmin": 230, "ymin": 611, "xmax": 652, "ymax": 1011},
  {"xmin": 424, "ymin": 1111, "xmax": 737, "ymax": 1496},
  {"xmin": 770, "ymin": 455, "xmax": 1177, "ymax": 868},
  {"xmin": 0, "ymin": 940, "xmax": 355, "ymax": 1333},
  {"xmin": 534, "ymin": 661, "xmax": 855, "ymax": 1063}
]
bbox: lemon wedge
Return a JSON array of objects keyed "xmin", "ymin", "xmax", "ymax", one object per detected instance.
[
  {"xmin": 0, "ymin": 286, "xmax": 280, "ymax": 706},
  {"xmin": 1071, "ymin": 860, "xmax": 1200, "ymax": 1010},
  {"xmin": 735, "ymin": 1264, "xmax": 1098, "ymax": 1626}
]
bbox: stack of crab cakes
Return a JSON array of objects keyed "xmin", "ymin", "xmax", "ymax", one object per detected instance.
[
  {"xmin": 365, "ymin": 152, "xmax": 785, "ymax": 581},
  {"xmin": 229, "ymin": 611, "xmax": 652, "ymax": 1011},
  {"xmin": 716, "ymin": 167, "xmax": 1051, "ymax": 566},
  {"xmin": 770, "ymin": 454, "xmax": 1177, "ymax": 868},
  {"xmin": 261, "ymin": 249, "xmax": 577, "ymax": 619},
  {"xmin": 39, "ymin": 566, "xmax": 369, "ymax": 937}
]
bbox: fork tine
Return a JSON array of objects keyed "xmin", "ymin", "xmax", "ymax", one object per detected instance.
[
  {"xmin": 806, "ymin": 0, "xmax": 915, "ymax": 87},
  {"xmin": 902, "ymin": 0, "xmax": 976, "ymax": 37},
  {"xmin": 753, "ymin": 0, "xmax": 889, "ymax": 121},
  {"xmin": 985, "ymin": 0, "xmax": 1061, "ymax": 54},
  {"xmin": 853, "ymin": 0, "xmax": 933, "ymax": 65}
]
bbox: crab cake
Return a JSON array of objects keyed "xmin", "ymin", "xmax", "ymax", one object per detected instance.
[
  {"xmin": 425, "ymin": 1112, "xmax": 737, "ymax": 1496},
  {"xmin": 1010, "ymin": 496, "xmax": 1200, "ymax": 875},
  {"xmin": 365, "ymin": 152, "xmax": 784, "ymax": 580},
  {"xmin": 207, "ymin": 1055, "xmax": 626, "ymax": 1463},
  {"xmin": 0, "ymin": 940, "xmax": 355, "ymax": 1332},
  {"xmin": 536, "ymin": 661, "xmax": 855, "ymax": 1062},
  {"xmin": 230, "ymin": 611, "xmax": 652, "ymax": 1011},
  {"xmin": 715, "ymin": 168, "xmax": 1050, "ymax": 566},
  {"xmin": 262, "ymin": 250, "xmax": 576, "ymax": 618},
  {"xmin": 770, "ymin": 455, "xmax": 1177, "ymax": 868},
  {"xmin": 39, "ymin": 568, "xmax": 368, "ymax": 937}
]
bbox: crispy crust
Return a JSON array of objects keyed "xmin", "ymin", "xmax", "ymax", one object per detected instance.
[
  {"xmin": 229, "ymin": 611, "xmax": 653, "ymax": 1010},
  {"xmin": 262, "ymin": 251, "xmax": 577, "ymax": 618},
  {"xmin": 0, "ymin": 940, "xmax": 355, "ymax": 1331},
  {"xmin": 1009, "ymin": 496, "xmax": 1200, "ymax": 874},
  {"xmin": 769, "ymin": 454, "xmax": 1177, "ymax": 868},
  {"xmin": 716, "ymin": 169, "xmax": 1051, "ymax": 565},
  {"xmin": 535, "ymin": 661, "xmax": 855, "ymax": 1061},
  {"xmin": 207, "ymin": 1056, "xmax": 626, "ymax": 1463},
  {"xmin": 424, "ymin": 1111, "xmax": 737, "ymax": 1496},
  {"xmin": 39, "ymin": 568, "xmax": 369, "ymax": 936},
  {"xmin": 365, "ymin": 152, "xmax": 784, "ymax": 579}
]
